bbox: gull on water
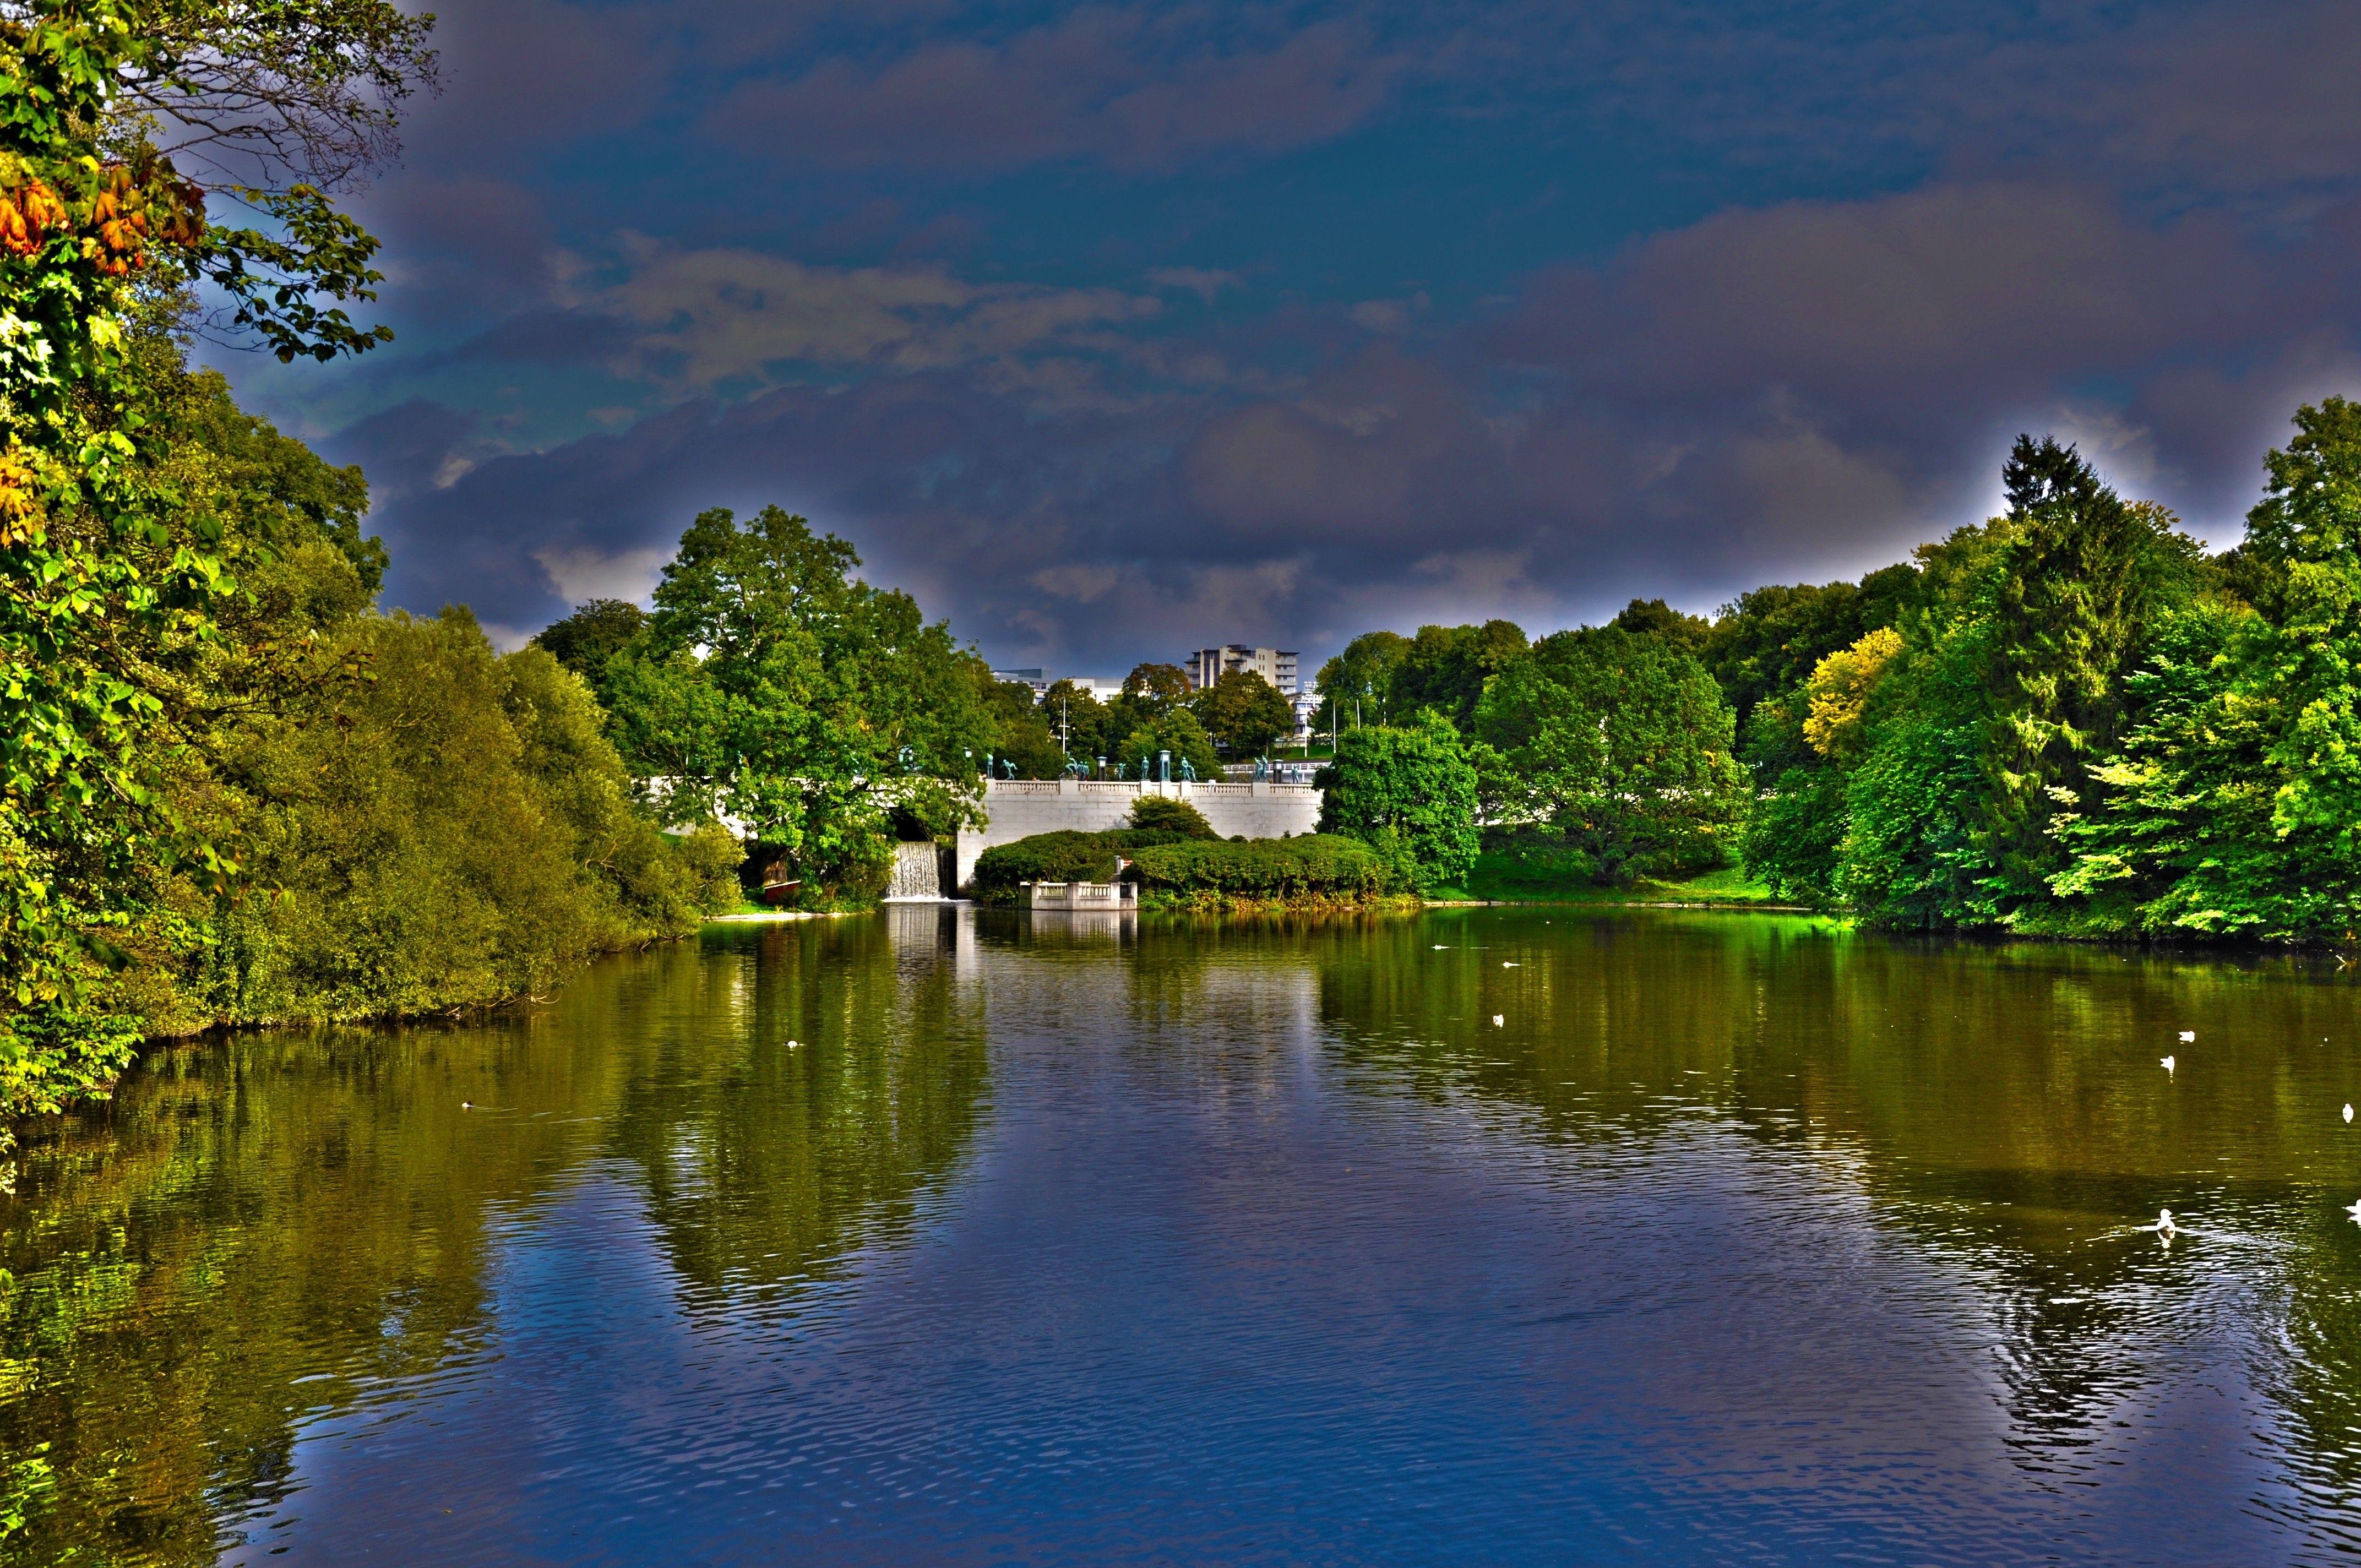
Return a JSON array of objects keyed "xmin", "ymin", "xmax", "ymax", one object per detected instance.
[
  {"xmin": 2180, "ymin": 1031, "xmax": 2195, "ymax": 1042},
  {"xmin": 2161, "ymin": 1055, "xmax": 2175, "ymax": 1074},
  {"xmin": 1492, "ymin": 1015, "xmax": 1505, "ymax": 1027},
  {"xmin": 2346, "ymin": 1197, "xmax": 2361, "ymax": 1224},
  {"xmin": 2138, "ymin": 1208, "xmax": 2184, "ymax": 1243}
]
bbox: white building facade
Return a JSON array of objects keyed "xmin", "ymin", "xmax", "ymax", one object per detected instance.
[{"xmin": 1185, "ymin": 645, "xmax": 1299, "ymax": 695}]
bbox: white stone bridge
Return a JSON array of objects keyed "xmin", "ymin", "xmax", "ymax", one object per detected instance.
[{"xmin": 954, "ymin": 777, "xmax": 1322, "ymax": 890}]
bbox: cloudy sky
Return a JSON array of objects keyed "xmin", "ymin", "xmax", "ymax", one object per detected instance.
[{"xmin": 208, "ymin": 0, "xmax": 2361, "ymax": 673}]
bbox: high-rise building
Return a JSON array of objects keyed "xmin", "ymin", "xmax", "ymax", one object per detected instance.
[{"xmin": 1184, "ymin": 645, "xmax": 1299, "ymax": 695}]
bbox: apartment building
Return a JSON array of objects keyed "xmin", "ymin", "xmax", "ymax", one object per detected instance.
[{"xmin": 1184, "ymin": 645, "xmax": 1299, "ymax": 695}]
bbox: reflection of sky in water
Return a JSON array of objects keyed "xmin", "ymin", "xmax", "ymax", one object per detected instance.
[{"xmin": 11, "ymin": 908, "xmax": 2361, "ymax": 1564}]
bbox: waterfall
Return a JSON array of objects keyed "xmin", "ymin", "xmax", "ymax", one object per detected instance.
[{"xmin": 883, "ymin": 841, "xmax": 944, "ymax": 901}]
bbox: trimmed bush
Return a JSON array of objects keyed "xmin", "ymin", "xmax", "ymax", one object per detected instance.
[
  {"xmin": 971, "ymin": 829, "xmax": 1190, "ymax": 896},
  {"xmin": 1126, "ymin": 834, "xmax": 1394, "ymax": 901},
  {"xmin": 1128, "ymin": 796, "xmax": 1219, "ymax": 839}
]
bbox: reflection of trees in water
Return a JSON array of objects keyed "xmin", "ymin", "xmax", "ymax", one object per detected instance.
[
  {"xmin": 608, "ymin": 916, "xmax": 990, "ymax": 1313},
  {"xmin": 1311, "ymin": 910, "xmax": 2361, "ymax": 1520},
  {"xmin": 0, "ymin": 917, "xmax": 992, "ymax": 1562}
]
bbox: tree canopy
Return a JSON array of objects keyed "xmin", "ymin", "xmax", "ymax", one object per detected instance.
[
  {"xmin": 1315, "ymin": 714, "xmax": 1478, "ymax": 892},
  {"xmin": 603, "ymin": 506, "xmax": 993, "ymax": 900},
  {"xmin": 1475, "ymin": 626, "xmax": 1749, "ymax": 884},
  {"xmin": 1193, "ymin": 668, "xmax": 1293, "ymax": 756}
]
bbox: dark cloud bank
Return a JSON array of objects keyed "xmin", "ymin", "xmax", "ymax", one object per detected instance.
[{"xmin": 287, "ymin": 0, "xmax": 2361, "ymax": 670}]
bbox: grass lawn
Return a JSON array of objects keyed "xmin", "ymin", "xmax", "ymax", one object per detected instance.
[{"xmin": 1425, "ymin": 856, "xmax": 1785, "ymax": 906}]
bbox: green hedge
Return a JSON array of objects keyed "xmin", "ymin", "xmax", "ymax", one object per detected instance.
[
  {"xmin": 971, "ymin": 829, "xmax": 1191, "ymax": 895},
  {"xmin": 1126, "ymin": 834, "xmax": 1393, "ymax": 900}
]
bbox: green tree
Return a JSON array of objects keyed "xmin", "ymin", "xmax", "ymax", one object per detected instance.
[
  {"xmin": 1978, "ymin": 436, "xmax": 2201, "ymax": 900},
  {"xmin": 2046, "ymin": 599, "xmax": 2293, "ymax": 935},
  {"xmin": 976, "ymin": 672, "xmax": 1065, "ymax": 778},
  {"xmin": 1120, "ymin": 661, "xmax": 1192, "ymax": 714},
  {"xmin": 1475, "ymin": 627, "xmax": 1748, "ymax": 884},
  {"xmin": 2243, "ymin": 396, "xmax": 2361, "ymax": 571},
  {"xmin": 1129, "ymin": 795, "xmax": 1218, "ymax": 839},
  {"xmin": 534, "ymin": 598, "xmax": 648, "ymax": 697},
  {"xmin": 1704, "ymin": 564, "xmax": 1917, "ymax": 743},
  {"xmin": 1191, "ymin": 668, "xmax": 1292, "ymax": 756},
  {"xmin": 1116, "ymin": 707, "xmax": 1222, "ymax": 782},
  {"xmin": 1315, "ymin": 713, "xmax": 1479, "ymax": 892},
  {"xmin": 1040, "ymin": 678, "xmax": 1114, "ymax": 765},
  {"xmin": 1609, "ymin": 597, "xmax": 1710, "ymax": 652},
  {"xmin": 1391, "ymin": 619, "xmax": 1528, "ymax": 732},
  {"xmin": 605, "ymin": 507, "xmax": 994, "ymax": 903},
  {"xmin": 174, "ymin": 609, "xmax": 738, "ymax": 1023},
  {"xmin": 1314, "ymin": 630, "xmax": 1410, "ymax": 728}
]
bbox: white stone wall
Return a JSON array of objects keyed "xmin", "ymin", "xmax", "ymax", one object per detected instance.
[{"xmin": 954, "ymin": 778, "xmax": 1323, "ymax": 890}]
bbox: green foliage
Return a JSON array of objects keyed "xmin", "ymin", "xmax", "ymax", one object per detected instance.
[
  {"xmin": 1476, "ymin": 627, "xmax": 1748, "ymax": 884},
  {"xmin": 0, "ymin": 0, "xmax": 432, "ymax": 1116},
  {"xmin": 1191, "ymin": 667, "xmax": 1293, "ymax": 756},
  {"xmin": 1740, "ymin": 765, "xmax": 1850, "ymax": 905},
  {"xmin": 2046, "ymin": 600, "xmax": 2294, "ymax": 935},
  {"xmin": 1390, "ymin": 619, "xmax": 1528, "ymax": 732},
  {"xmin": 1314, "ymin": 630, "xmax": 1409, "ymax": 727},
  {"xmin": 976, "ymin": 672, "xmax": 1065, "ymax": 778},
  {"xmin": 1126, "ymin": 834, "xmax": 1394, "ymax": 903},
  {"xmin": 1114, "ymin": 707, "xmax": 1223, "ymax": 781},
  {"xmin": 1119, "ymin": 662, "xmax": 1192, "ymax": 714},
  {"xmin": 605, "ymin": 505, "xmax": 994, "ymax": 901},
  {"xmin": 533, "ymin": 597, "xmax": 646, "ymax": 696},
  {"xmin": 1128, "ymin": 795, "xmax": 1218, "ymax": 839},
  {"xmin": 1040, "ymin": 678, "xmax": 1116, "ymax": 766},
  {"xmin": 2244, "ymin": 395, "xmax": 2361, "ymax": 571},
  {"xmin": 970, "ymin": 827, "xmax": 1189, "ymax": 895},
  {"xmin": 1706, "ymin": 564, "xmax": 1917, "ymax": 746},
  {"xmin": 1609, "ymin": 597, "xmax": 1710, "ymax": 652},
  {"xmin": 1315, "ymin": 713, "xmax": 1479, "ymax": 892},
  {"xmin": 1978, "ymin": 437, "xmax": 2200, "ymax": 897},
  {"xmin": 167, "ymin": 611, "xmax": 740, "ymax": 1025}
]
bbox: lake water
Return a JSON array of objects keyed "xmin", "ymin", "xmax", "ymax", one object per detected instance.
[{"xmin": 8, "ymin": 906, "xmax": 2361, "ymax": 1564}]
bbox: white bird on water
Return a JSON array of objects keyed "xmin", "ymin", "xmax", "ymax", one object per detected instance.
[
  {"xmin": 2179, "ymin": 1030, "xmax": 2195, "ymax": 1043},
  {"xmin": 2161, "ymin": 1055, "xmax": 2175, "ymax": 1074},
  {"xmin": 2139, "ymin": 1208, "xmax": 2180, "ymax": 1243},
  {"xmin": 2346, "ymin": 1197, "xmax": 2361, "ymax": 1224},
  {"xmin": 1492, "ymin": 1014, "xmax": 1505, "ymax": 1027}
]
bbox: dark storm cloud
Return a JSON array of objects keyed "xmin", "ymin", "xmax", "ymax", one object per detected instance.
[
  {"xmin": 361, "ymin": 156, "xmax": 2361, "ymax": 669},
  {"xmin": 217, "ymin": 0, "xmax": 2361, "ymax": 671}
]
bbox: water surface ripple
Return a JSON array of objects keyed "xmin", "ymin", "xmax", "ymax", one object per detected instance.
[{"xmin": 8, "ymin": 907, "xmax": 2361, "ymax": 1563}]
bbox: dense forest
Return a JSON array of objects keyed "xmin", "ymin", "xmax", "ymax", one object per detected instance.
[{"xmin": 1314, "ymin": 409, "xmax": 2361, "ymax": 943}]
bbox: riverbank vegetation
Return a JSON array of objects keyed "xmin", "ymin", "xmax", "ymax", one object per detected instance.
[
  {"xmin": 1313, "ymin": 409, "xmax": 2361, "ymax": 943},
  {"xmin": 0, "ymin": 2, "xmax": 759, "ymax": 1125}
]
